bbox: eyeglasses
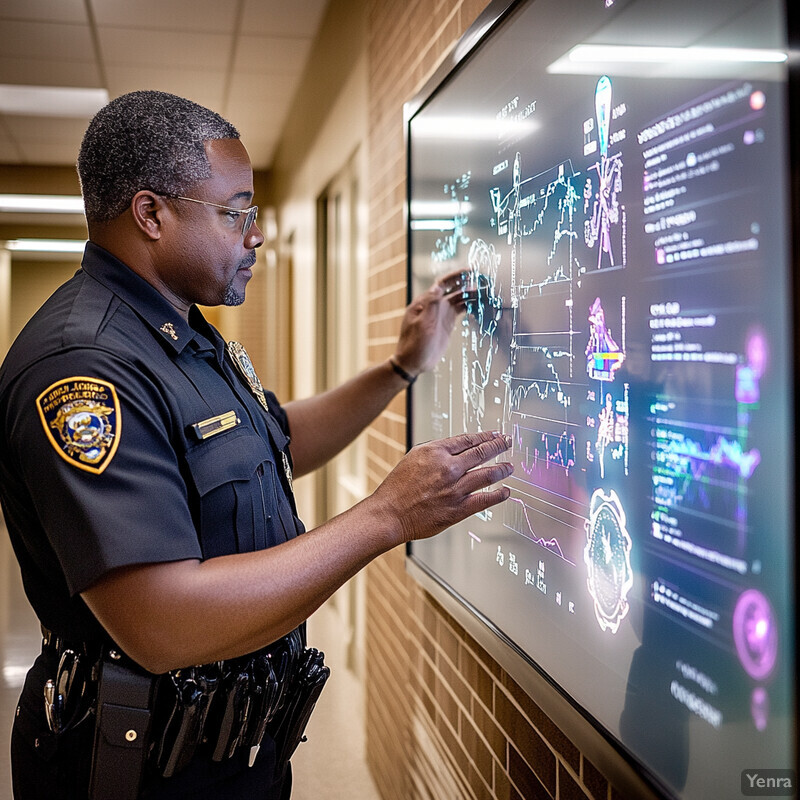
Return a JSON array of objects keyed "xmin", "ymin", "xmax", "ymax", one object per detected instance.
[{"xmin": 166, "ymin": 194, "xmax": 258, "ymax": 239}]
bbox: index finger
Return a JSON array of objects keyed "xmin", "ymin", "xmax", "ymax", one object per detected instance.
[
  {"xmin": 437, "ymin": 268, "xmax": 467, "ymax": 294},
  {"xmin": 440, "ymin": 270, "xmax": 490, "ymax": 302},
  {"xmin": 440, "ymin": 430, "xmax": 512, "ymax": 466}
]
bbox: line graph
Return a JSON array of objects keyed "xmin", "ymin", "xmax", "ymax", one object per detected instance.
[
  {"xmin": 503, "ymin": 359, "xmax": 573, "ymax": 410},
  {"xmin": 654, "ymin": 428, "xmax": 761, "ymax": 516},
  {"xmin": 506, "ymin": 497, "xmax": 577, "ymax": 565},
  {"xmin": 513, "ymin": 421, "xmax": 576, "ymax": 478}
]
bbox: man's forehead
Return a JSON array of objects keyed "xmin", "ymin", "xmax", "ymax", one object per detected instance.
[{"xmin": 200, "ymin": 138, "xmax": 254, "ymax": 200}]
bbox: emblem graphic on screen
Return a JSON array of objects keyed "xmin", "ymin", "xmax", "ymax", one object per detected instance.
[{"xmin": 584, "ymin": 489, "xmax": 633, "ymax": 633}]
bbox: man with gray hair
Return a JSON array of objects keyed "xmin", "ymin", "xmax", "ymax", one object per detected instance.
[{"xmin": 0, "ymin": 90, "xmax": 512, "ymax": 798}]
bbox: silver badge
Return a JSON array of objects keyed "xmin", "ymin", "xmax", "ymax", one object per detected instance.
[{"xmin": 227, "ymin": 341, "xmax": 269, "ymax": 412}]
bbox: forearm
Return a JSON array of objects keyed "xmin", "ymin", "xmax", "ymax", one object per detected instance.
[
  {"xmin": 83, "ymin": 495, "xmax": 400, "ymax": 673},
  {"xmin": 283, "ymin": 359, "xmax": 411, "ymax": 477},
  {"xmin": 82, "ymin": 431, "xmax": 512, "ymax": 674}
]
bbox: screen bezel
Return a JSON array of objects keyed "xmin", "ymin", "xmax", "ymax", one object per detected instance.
[{"xmin": 403, "ymin": 1, "xmax": 799, "ymax": 797}]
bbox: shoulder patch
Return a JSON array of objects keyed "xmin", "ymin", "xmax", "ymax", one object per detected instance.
[{"xmin": 36, "ymin": 377, "xmax": 121, "ymax": 474}]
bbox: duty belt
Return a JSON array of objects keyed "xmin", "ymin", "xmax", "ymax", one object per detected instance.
[
  {"xmin": 40, "ymin": 626, "xmax": 330, "ymax": 786},
  {"xmin": 149, "ymin": 627, "xmax": 330, "ymax": 777}
]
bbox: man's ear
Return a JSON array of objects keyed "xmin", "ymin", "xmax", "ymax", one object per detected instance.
[{"xmin": 130, "ymin": 190, "xmax": 168, "ymax": 240}]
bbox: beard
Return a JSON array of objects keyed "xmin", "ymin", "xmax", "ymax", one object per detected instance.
[
  {"xmin": 223, "ymin": 280, "xmax": 245, "ymax": 306},
  {"xmin": 223, "ymin": 253, "xmax": 256, "ymax": 306}
]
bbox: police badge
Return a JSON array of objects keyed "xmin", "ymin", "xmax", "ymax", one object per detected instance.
[
  {"xmin": 36, "ymin": 377, "xmax": 121, "ymax": 474},
  {"xmin": 226, "ymin": 341, "xmax": 293, "ymax": 489},
  {"xmin": 227, "ymin": 341, "xmax": 269, "ymax": 412}
]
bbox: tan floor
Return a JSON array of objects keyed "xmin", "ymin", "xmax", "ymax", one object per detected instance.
[
  {"xmin": 292, "ymin": 600, "xmax": 381, "ymax": 800},
  {"xmin": 0, "ymin": 528, "xmax": 379, "ymax": 800}
]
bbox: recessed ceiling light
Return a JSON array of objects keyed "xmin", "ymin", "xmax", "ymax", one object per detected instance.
[
  {"xmin": 0, "ymin": 194, "xmax": 84, "ymax": 213},
  {"xmin": 0, "ymin": 85, "xmax": 108, "ymax": 118},
  {"xmin": 6, "ymin": 239, "xmax": 87, "ymax": 253}
]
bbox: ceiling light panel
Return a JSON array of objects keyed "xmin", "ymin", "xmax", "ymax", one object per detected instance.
[{"xmin": 0, "ymin": 85, "xmax": 108, "ymax": 117}]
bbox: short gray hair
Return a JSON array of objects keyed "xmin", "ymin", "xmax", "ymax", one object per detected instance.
[{"xmin": 77, "ymin": 90, "xmax": 239, "ymax": 223}]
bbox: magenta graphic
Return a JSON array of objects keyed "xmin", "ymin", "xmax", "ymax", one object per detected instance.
[
  {"xmin": 586, "ymin": 297, "xmax": 625, "ymax": 381},
  {"xmin": 733, "ymin": 589, "xmax": 778, "ymax": 680},
  {"xmin": 751, "ymin": 686, "xmax": 769, "ymax": 732},
  {"xmin": 736, "ymin": 329, "xmax": 768, "ymax": 404},
  {"xmin": 584, "ymin": 75, "xmax": 625, "ymax": 270}
]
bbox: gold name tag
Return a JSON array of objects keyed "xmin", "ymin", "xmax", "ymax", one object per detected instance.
[{"xmin": 191, "ymin": 410, "xmax": 240, "ymax": 440}]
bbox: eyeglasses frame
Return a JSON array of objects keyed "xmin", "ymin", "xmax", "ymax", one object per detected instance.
[{"xmin": 162, "ymin": 194, "xmax": 258, "ymax": 239}]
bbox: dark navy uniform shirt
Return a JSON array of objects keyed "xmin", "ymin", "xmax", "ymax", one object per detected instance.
[{"xmin": 0, "ymin": 241, "xmax": 305, "ymax": 647}]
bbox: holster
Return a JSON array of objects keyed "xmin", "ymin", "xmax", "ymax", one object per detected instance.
[
  {"xmin": 268, "ymin": 647, "xmax": 329, "ymax": 766},
  {"xmin": 150, "ymin": 663, "xmax": 221, "ymax": 778},
  {"xmin": 88, "ymin": 654, "xmax": 155, "ymax": 800}
]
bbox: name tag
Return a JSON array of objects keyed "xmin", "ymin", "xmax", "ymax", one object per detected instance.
[{"xmin": 191, "ymin": 411, "xmax": 240, "ymax": 440}]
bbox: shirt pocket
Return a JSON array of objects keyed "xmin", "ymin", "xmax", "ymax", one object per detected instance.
[{"xmin": 184, "ymin": 428, "xmax": 277, "ymax": 558}]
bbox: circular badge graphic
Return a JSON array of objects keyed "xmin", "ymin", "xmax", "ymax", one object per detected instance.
[
  {"xmin": 732, "ymin": 589, "xmax": 777, "ymax": 681},
  {"xmin": 584, "ymin": 488, "xmax": 633, "ymax": 633}
]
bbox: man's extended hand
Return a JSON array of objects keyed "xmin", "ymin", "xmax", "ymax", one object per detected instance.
[
  {"xmin": 392, "ymin": 271, "xmax": 471, "ymax": 378},
  {"xmin": 371, "ymin": 430, "xmax": 513, "ymax": 544}
]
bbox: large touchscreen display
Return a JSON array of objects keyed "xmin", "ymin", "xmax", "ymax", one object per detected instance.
[{"xmin": 408, "ymin": 1, "xmax": 795, "ymax": 797}]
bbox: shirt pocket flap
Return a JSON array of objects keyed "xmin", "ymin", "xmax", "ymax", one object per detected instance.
[{"xmin": 185, "ymin": 428, "xmax": 271, "ymax": 497}]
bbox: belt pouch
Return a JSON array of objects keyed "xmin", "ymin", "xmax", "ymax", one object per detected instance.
[
  {"xmin": 243, "ymin": 652, "xmax": 280, "ymax": 749},
  {"xmin": 88, "ymin": 656, "xmax": 154, "ymax": 800},
  {"xmin": 150, "ymin": 666, "xmax": 219, "ymax": 779},
  {"xmin": 208, "ymin": 667, "xmax": 252, "ymax": 761},
  {"xmin": 269, "ymin": 648, "xmax": 329, "ymax": 766}
]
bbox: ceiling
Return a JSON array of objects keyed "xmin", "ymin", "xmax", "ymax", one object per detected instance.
[{"xmin": 0, "ymin": 0, "xmax": 331, "ymax": 172}]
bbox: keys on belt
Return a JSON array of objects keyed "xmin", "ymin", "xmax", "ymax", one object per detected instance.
[{"xmin": 42, "ymin": 631, "xmax": 95, "ymax": 735}]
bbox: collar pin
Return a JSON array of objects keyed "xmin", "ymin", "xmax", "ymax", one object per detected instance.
[{"xmin": 160, "ymin": 322, "xmax": 179, "ymax": 341}]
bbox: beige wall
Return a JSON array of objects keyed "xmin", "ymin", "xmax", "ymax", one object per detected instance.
[
  {"xmin": 264, "ymin": 0, "xmax": 369, "ymax": 529},
  {"xmin": 0, "ymin": 164, "xmax": 86, "ymax": 363}
]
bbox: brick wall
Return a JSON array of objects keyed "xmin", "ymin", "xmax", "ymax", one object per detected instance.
[{"xmin": 363, "ymin": 2, "xmax": 626, "ymax": 798}]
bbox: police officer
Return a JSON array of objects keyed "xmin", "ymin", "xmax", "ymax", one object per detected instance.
[{"xmin": 0, "ymin": 90, "xmax": 512, "ymax": 799}]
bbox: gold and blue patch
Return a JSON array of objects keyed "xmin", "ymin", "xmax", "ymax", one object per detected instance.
[{"xmin": 36, "ymin": 376, "xmax": 121, "ymax": 474}]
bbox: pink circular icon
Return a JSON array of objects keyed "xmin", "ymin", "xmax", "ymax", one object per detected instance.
[{"xmin": 733, "ymin": 589, "xmax": 777, "ymax": 680}]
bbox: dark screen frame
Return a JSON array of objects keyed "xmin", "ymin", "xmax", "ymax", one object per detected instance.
[{"xmin": 403, "ymin": 1, "xmax": 799, "ymax": 797}]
